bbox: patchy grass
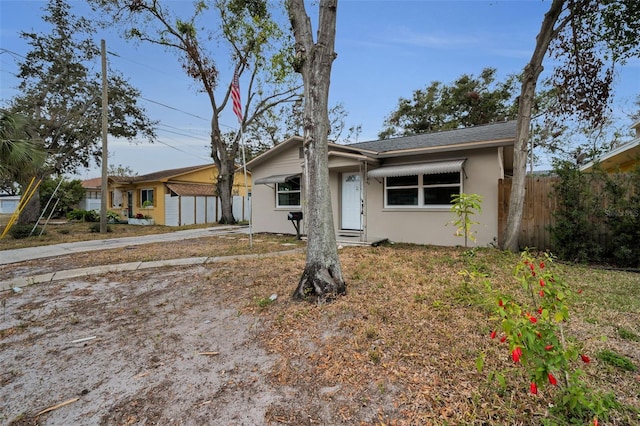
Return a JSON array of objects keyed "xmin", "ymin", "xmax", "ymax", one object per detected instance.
[
  {"xmin": 238, "ymin": 245, "xmax": 640, "ymax": 424},
  {"xmin": 2, "ymin": 234, "xmax": 639, "ymax": 424},
  {"xmin": 0, "ymin": 221, "xmax": 214, "ymax": 250},
  {"xmin": 0, "ymin": 233, "xmax": 304, "ymax": 281}
]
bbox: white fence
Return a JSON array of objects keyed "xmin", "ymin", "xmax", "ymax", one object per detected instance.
[
  {"xmin": 78, "ymin": 198, "xmax": 101, "ymax": 212},
  {"xmin": 164, "ymin": 195, "xmax": 250, "ymax": 227}
]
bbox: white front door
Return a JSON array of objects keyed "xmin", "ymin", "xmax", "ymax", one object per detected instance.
[{"xmin": 341, "ymin": 173, "xmax": 362, "ymax": 230}]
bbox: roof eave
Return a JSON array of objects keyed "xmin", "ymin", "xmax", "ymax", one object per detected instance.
[{"xmin": 375, "ymin": 138, "xmax": 515, "ymax": 158}]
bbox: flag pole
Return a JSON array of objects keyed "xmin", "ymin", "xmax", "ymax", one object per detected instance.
[
  {"xmin": 239, "ymin": 125, "xmax": 253, "ymax": 249},
  {"xmin": 231, "ymin": 64, "xmax": 252, "ymax": 248}
]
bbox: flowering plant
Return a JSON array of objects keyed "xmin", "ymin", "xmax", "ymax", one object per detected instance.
[{"xmin": 476, "ymin": 250, "xmax": 617, "ymax": 424}]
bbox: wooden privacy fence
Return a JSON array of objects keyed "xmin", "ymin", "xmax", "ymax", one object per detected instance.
[{"xmin": 498, "ymin": 177, "xmax": 559, "ymax": 250}]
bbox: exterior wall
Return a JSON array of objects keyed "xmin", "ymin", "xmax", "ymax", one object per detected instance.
[
  {"xmin": 365, "ymin": 147, "xmax": 502, "ymax": 246},
  {"xmin": 0, "ymin": 196, "xmax": 20, "ymax": 214},
  {"xmin": 251, "ymin": 142, "xmax": 305, "ymax": 235},
  {"xmin": 251, "ymin": 141, "xmax": 505, "ymax": 246}
]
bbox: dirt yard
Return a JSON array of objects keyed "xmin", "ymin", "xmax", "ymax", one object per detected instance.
[{"xmin": 2, "ymin": 233, "xmax": 639, "ymax": 425}]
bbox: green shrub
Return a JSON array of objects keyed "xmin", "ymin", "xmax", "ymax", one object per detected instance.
[
  {"xmin": 550, "ymin": 161, "xmax": 640, "ymax": 267},
  {"xmin": 67, "ymin": 209, "xmax": 98, "ymax": 222},
  {"xmin": 106, "ymin": 210, "xmax": 120, "ymax": 223},
  {"xmin": 9, "ymin": 224, "xmax": 40, "ymax": 239}
]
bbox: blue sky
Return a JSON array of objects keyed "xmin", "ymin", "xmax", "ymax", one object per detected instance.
[{"xmin": 1, "ymin": 0, "xmax": 639, "ymax": 179}]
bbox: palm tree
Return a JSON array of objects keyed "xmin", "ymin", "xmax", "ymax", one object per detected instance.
[{"xmin": 0, "ymin": 111, "xmax": 46, "ymax": 182}]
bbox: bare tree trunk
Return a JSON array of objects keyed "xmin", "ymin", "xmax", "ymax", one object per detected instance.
[
  {"xmin": 211, "ymin": 119, "xmax": 237, "ymax": 225},
  {"xmin": 216, "ymin": 164, "xmax": 236, "ymax": 224},
  {"xmin": 288, "ymin": 0, "xmax": 346, "ymax": 302},
  {"xmin": 503, "ymin": 0, "xmax": 565, "ymax": 252}
]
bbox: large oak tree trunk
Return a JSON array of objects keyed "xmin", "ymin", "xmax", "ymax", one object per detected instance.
[
  {"xmin": 503, "ymin": 0, "xmax": 564, "ymax": 252},
  {"xmin": 288, "ymin": 0, "xmax": 346, "ymax": 302}
]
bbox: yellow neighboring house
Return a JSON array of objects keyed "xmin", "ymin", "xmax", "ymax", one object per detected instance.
[
  {"xmin": 83, "ymin": 164, "xmax": 251, "ymax": 226},
  {"xmin": 581, "ymin": 120, "xmax": 640, "ymax": 173}
]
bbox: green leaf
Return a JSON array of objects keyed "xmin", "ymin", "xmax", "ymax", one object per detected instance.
[{"xmin": 476, "ymin": 353, "xmax": 485, "ymax": 372}]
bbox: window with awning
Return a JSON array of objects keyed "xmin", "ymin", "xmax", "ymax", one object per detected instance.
[
  {"xmin": 254, "ymin": 174, "xmax": 301, "ymax": 185},
  {"xmin": 368, "ymin": 160, "xmax": 465, "ymax": 208},
  {"xmin": 367, "ymin": 159, "xmax": 465, "ymax": 178}
]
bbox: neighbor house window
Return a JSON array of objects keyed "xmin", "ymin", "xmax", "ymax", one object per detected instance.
[
  {"xmin": 276, "ymin": 177, "xmax": 301, "ymax": 208},
  {"xmin": 140, "ymin": 188, "xmax": 154, "ymax": 207},
  {"xmin": 385, "ymin": 172, "xmax": 461, "ymax": 207}
]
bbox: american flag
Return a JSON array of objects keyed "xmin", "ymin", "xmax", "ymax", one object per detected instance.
[{"xmin": 231, "ymin": 68, "xmax": 242, "ymax": 123}]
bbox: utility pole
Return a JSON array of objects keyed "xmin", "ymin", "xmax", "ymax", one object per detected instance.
[{"xmin": 100, "ymin": 39, "xmax": 108, "ymax": 233}]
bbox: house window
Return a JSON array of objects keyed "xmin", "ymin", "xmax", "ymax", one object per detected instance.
[
  {"xmin": 423, "ymin": 172, "xmax": 461, "ymax": 205},
  {"xmin": 140, "ymin": 188, "xmax": 154, "ymax": 207},
  {"xmin": 276, "ymin": 177, "xmax": 301, "ymax": 208},
  {"xmin": 385, "ymin": 172, "xmax": 461, "ymax": 207},
  {"xmin": 386, "ymin": 175, "xmax": 419, "ymax": 206}
]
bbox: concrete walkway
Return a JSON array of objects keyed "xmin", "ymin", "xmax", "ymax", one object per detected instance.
[
  {"xmin": 1, "ymin": 225, "xmax": 309, "ymax": 290},
  {"xmin": 0, "ymin": 225, "xmax": 248, "ymax": 265}
]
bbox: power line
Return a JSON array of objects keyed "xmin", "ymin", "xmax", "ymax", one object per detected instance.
[
  {"xmin": 156, "ymin": 125, "xmax": 210, "ymax": 142},
  {"xmin": 153, "ymin": 138, "xmax": 211, "ymax": 162},
  {"xmin": 140, "ymin": 96, "xmax": 209, "ymax": 121}
]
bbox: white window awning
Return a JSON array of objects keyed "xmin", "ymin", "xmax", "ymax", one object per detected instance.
[
  {"xmin": 254, "ymin": 173, "xmax": 300, "ymax": 185},
  {"xmin": 367, "ymin": 159, "xmax": 465, "ymax": 178}
]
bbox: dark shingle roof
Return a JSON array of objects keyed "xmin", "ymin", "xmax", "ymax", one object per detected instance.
[{"xmin": 348, "ymin": 120, "xmax": 517, "ymax": 154}]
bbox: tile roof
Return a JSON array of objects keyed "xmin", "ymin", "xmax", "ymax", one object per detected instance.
[
  {"xmin": 347, "ymin": 120, "xmax": 517, "ymax": 154},
  {"xmin": 81, "ymin": 177, "xmax": 102, "ymax": 188},
  {"xmin": 165, "ymin": 182, "xmax": 216, "ymax": 197}
]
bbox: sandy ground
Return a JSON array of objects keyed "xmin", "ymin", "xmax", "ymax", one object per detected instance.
[{"xmin": 1, "ymin": 265, "xmax": 286, "ymax": 425}]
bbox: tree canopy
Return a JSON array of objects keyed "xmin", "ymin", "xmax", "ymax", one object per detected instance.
[
  {"xmin": 502, "ymin": 0, "xmax": 640, "ymax": 252},
  {"xmin": 6, "ymin": 0, "xmax": 155, "ymax": 176},
  {"xmin": 379, "ymin": 68, "xmax": 518, "ymax": 139},
  {"xmin": 93, "ymin": 0, "xmax": 301, "ymax": 223}
]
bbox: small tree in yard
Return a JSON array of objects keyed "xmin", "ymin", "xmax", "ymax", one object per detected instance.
[
  {"xmin": 449, "ymin": 193, "xmax": 482, "ymax": 248},
  {"xmin": 287, "ymin": 0, "xmax": 346, "ymax": 301}
]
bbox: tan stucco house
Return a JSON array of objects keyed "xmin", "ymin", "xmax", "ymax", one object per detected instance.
[
  {"xmin": 246, "ymin": 121, "xmax": 516, "ymax": 247},
  {"xmin": 82, "ymin": 164, "xmax": 251, "ymax": 226}
]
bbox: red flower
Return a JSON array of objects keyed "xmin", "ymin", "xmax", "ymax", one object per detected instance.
[
  {"xmin": 530, "ymin": 382, "xmax": 538, "ymax": 394},
  {"xmin": 499, "ymin": 299, "xmax": 504, "ymax": 307},
  {"xmin": 580, "ymin": 354, "xmax": 591, "ymax": 364},
  {"xmin": 539, "ymin": 279, "xmax": 545, "ymax": 287},
  {"xmin": 537, "ymin": 307, "xmax": 543, "ymax": 315},
  {"xmin": 593, "ymin": 417, "xmax": 599, "ymax": 426},
  {"xmin": 527, "ymin": 314, "xmax": 537, "ymax": 324},
  {"xmin": 539, "ymin": 261, "xmax": 545, "ymax": 269},
  {"xmin": 529, "ymin": 263, "xmax": 535, "ymax": 272},
  {"xmin": 548, "ymin": 372, "xmax": 557, "ymax": 386},
  {"xmin": 500, "ymin": 336, "xmax": 507, "ymax": 343},
  {"xmin": 512, "ymin": 347, "xmax": 522, "ymax": 363},
  {"xmin": 539, "ymin": 290, "xmax": 545, "ymax": 297},
  {"xmin": 490, "ymin": 330, "xmax": 497, "ymax": 339},
  {"xmin": 578, "ymin": 289, "xmax": 583, "ymax": 294},
  {"xmin": 545, "ymin": 345, "xmax": 553, "ymax": 351}
]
